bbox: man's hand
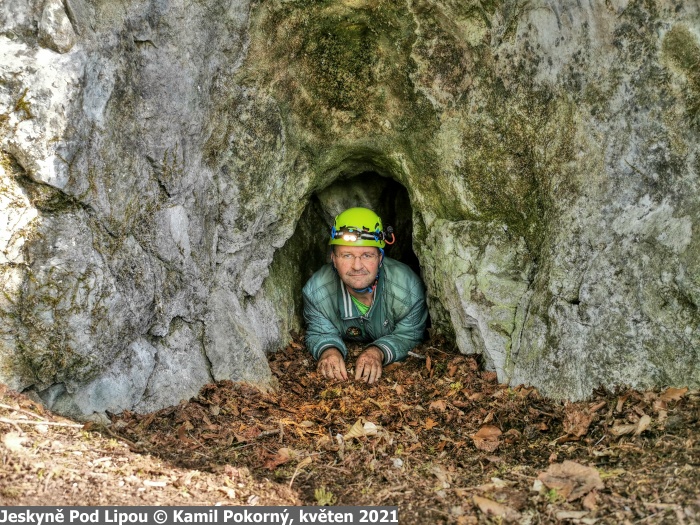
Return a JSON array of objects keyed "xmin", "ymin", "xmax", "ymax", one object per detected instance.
[
  {"xmin": 317, "ymin": 348, "xmax": 348, "ymax": 381},
  {"xmin": 355, "ymin": 346, "xmax": 384, "ymax": 384}
]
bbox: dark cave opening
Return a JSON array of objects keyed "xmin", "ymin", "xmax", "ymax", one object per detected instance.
[{"xmin": 270, "ymin": 170, "xmax": 427, "ymax": 335}]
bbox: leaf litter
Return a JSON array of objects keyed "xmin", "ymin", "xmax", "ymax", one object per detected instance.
[{"xmin": 1, "ymin": 336, "xmax": 699, "ymax": 523}]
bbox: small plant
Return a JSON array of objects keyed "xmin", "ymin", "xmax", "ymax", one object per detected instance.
[
  {"xmin": 314, "ymin": 487, "xmax": 337, "ymax": 506},
  {"xmin": 449, "ymin": 381, "xmax": 463, "ymax": 391},
  {"xmin": 545, "ymin": 488, "xmax": 563, "ymax": 504}
]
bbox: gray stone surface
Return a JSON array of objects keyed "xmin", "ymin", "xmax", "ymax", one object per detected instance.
[
  {"xmin": 1, "ymin": 0, "xmax": 698, "ymax": 417},
  {"xmin": 39, "ymin": 0, "xmax": 76, "ymax": 54}
]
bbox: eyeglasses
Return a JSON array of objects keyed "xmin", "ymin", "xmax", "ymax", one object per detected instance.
[{"xmin": 336, "ymin": 253, "xmax": 379, "ymax": 262}]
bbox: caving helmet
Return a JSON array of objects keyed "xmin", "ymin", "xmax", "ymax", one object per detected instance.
[{"xmin": 329, "ymin": 207, "xmax": 394, "ymax": 248}]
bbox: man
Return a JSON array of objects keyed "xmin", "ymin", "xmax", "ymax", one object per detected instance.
[{"xmin": 303, "ymin": 207, "xmax": 428, "ymax": 384}]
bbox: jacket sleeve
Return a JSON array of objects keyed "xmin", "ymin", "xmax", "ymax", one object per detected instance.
[
  {"xmin": 303, "ymin": 288, "xmax": 348, "ymax": 361},
  {"xmin": 372, "ymin": 280, "xmax": 428, "ymax": 364}
]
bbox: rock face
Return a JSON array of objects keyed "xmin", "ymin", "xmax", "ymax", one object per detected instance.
[{"xmin": 1, "ymin": 0, "xmax": 698, "ymax": 417}]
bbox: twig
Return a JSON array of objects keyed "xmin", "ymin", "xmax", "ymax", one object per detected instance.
[
  {"xmin": 0, "ymin": 417, "xmax": 82, "ymax": 428},
  {"xmin": 425, "ymin": 507, "xmax": 451, "ymax": 518},
  {"xmin": 643, "ymin": 502, "xmax": 680, "ymax": 510},
  {"xmin": 635, "ymin": 512, "xmax": 663, "ymax": 524},
  {"xmin": 0, "ymin": 403, "xmax": 47, "ymax": 421},
  {"xmin": 289, "ymin": 457, "xmax": 312, "ymax": 489},
  {"xmin": 102, "ymin": 425, "xmax": 144, "ymax": 453}
]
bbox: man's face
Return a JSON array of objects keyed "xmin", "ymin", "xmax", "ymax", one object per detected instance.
[{"xmin": 332, "ymin": 245, "xmax": 381, "ymax": 291}]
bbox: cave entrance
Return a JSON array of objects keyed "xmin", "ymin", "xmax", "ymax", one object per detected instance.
[
  {"xmin": 316, "ymin": 171, "xmax": 420, "ymax": 276},
  {"xmin": 269, "ymin": 171, "xmax": 423, "ymax": 334}
]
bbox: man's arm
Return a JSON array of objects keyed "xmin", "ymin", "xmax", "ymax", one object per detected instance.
[
  {"xmin": 302, "ymin": 289, "xmax": 348, "ymax": 361},
  {"xmin": 372, "ymin": 281, "xmax": 428, "ymax": 364}
]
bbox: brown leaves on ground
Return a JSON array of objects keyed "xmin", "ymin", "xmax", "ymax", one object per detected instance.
[
  {"xmin": 0, "ymin": 388, "xmax": 298, "ymax": 507},
  {"xmin": 660, "ymin": 387, "xmax": 688, "ymax": 402},
  {"xmin": 563, "ymin": 403, "xmax": 593, "ymax": 439},
  {"xmin": 471, "ymin": 425, "xmax": 502, "ymax": 452},
  {"xmin": 538, "ymin": 460, "xmax": 604, "ymax": 501},
  {"xmin": 3, "ymin": 337, "xmax": 700, "ymax": 523},
  {"xmin": 473, "ymin": 494, "xmax": 521, "ymax": 521}
]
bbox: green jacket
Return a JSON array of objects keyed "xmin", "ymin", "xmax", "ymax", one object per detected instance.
[{"xmin": 302, "ymin": 257, "xmax": 428, "ymax": 364}]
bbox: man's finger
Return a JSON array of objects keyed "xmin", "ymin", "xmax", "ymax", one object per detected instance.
[
  {"xmin": 355, "ymin": 360, "xmax": 367, "ymax": 382},
  {"xmin": 368, "ymin": 362, "xmax": 381, "ymax": 384}
]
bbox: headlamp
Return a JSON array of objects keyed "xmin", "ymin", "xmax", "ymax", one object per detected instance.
[{"xmin": 342, "ymin": 233, "xmax": 358, "ymax": 242}]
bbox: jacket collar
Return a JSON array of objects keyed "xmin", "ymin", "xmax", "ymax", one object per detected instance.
[{"xmin": 338, "ymin": 271, "xmax": 383, "ymax": 320}]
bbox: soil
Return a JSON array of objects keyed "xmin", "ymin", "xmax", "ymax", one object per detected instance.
[{"xmin": 1, "ymin": 336, "xmax": 699, "ymax": 524}]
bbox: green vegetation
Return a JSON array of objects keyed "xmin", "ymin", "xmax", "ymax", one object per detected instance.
[
  {"xmin": 662, "ymin": 25, "xmax": 700, "ymax": 127},
  {"xmin": 14, "ymin": 89, "xmax": 33, "ymax": 120},
  {"xmin": 314, "ymin": 486, "xmax": 336, "ymax": 506}
]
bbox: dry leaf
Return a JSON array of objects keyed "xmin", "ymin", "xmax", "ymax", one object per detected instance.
[
  {"xmin": 2, "ymin": 432, "xmax": 26, "ymax": 452},
  {"xmin": 424, "ymin": 418, "xmax": 439, "ymax": 430},
  {"xmin": 538, "ymin": 460, "xmax": 604, "ymax": 501},
  {"xmin": 362, "ymin": 421, "xmax": 378, "ymax": 436},
  {"xmin": 589, "ymin": 401, "xmax": 607, "ymax": 413},
  {"xmin": 296, "ymin": 456, "xmax": 312, "ymax": 469},
  {"xmin": 429, "ymin": 400, "xmax": 447, "ymax": 412},
  {"xmin": 471, "ymin": 425, "xmax": 502, "ymax": 452},
  {"xmin": 425, "ymin": 355, "xmax": 432, "ymax": 372},
  {"xmin": 263, "ymin": 447, "xmax": 294, "ymax": 470},
  {"xmin": 431, "ymin": 465, "xmax": 451, "ymax": 487},
  {"xmin": 610, "ymin": 424, "xmax": 637, "ymax": 437},
  {"xmin": 563, "ymin": 405, "xmax": 593, "ymax": 438},
  {"xmin": 660, "ymin": 387, "xmax": 688, "ymax": 402},
  {"xmin": 344, "ymin": 419, "xmax": 379, "ymax": 440},
  {"xmin": 394, "ymin": 384, "xmax": 405, "ymax": 395},
  {"xmin": 504, "ymin": 428, "xmax": 521, "ymax": 443},
  {"xmin": 472, "ymin": 495, "xmax": 520, "ymax": 521},
  {"xmin": 616, "ymin": 394, "xmax": 629, "ymax": 412},
  {"xmin": 447, "ymin": 362, "xmax": 459, "ymax": 377},
  {"xmin": 633, "ymin": 415, "xmax": 652, "ymax": 436},
  {"xmin": 481, "ymin": 371, "xmax": 498, "ymax": 382},
  {"xmin": 582, "ymin": 490, "xmax": 598, "ymax": 511},
  {"xmin": 217, "ymin": 486, "xmax": 236, "ymax": 499},
  {"xmin": 657, "ymin": 410, "xmax": 668, "ymax": 423}
]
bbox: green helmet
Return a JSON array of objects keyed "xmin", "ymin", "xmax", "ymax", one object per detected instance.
[{"xmin": 329, "ymin": 207, "xmax": 386, "ymax": 248}]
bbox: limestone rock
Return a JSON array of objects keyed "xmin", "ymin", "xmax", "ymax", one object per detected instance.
[
  {"xmin": 0, "ymin": 0, "xmax": 698, "ymax": 418},
  {"xmin": 38, "ymin": 0, "xmax": 76, "ymax": 54}
]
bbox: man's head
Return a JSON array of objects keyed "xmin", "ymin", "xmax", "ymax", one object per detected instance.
[
  {"xmin": 329, "ymin": 207, "xmax": 385, "ymax": 292},
  {"xmin": 331, "ymin": 244, "xmax": 381, "ymax": 291}
]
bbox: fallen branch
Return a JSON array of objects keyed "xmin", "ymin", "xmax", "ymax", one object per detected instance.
[
  {"xmin": 0, "ymin": 403, "xmax": 47, "ymax": 421},
  {"xmin": 0, "ymin": 417, "xmax": 82, "ymax": 428},
  {"xmin": 102, "ymin": 425, "xmax": 146, "ymax": 453}
]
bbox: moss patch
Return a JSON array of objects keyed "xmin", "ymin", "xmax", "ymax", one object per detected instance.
[
  {"xmin": 662, "ymin": 25, "xmax": 700, "ymax": 127},
  {"xmin": 458, "ymin": 80, "xmax": 577, "ymax": 258}
]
